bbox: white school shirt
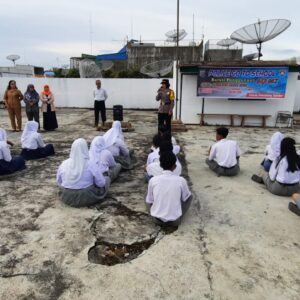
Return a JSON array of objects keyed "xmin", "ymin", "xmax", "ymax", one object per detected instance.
[
  {"xmin": 56, "ymin": 160, "xmax": 106, "ymax": 189},
  {"xmin": 107, "ymin": 138, "xmax": 129, "ymax": 157},
  {"xmin": 93, "ymin": 88, "xmax": 108, "ymax": 101},
  {"xmin": 146, "ymin": 159, "xmax": 182, "ymax": 177},
  {"xmin": 209, "ymin": 139, "xmax": 241, "ymax": 168},
  {"xmin": 269, "ymin": 157, "xmax": 300, "ymax": 184},
  {"xmin": 21, "ymin": 133, "xmax": 45, "ymax": 149},
  {"xmin": 0, "ymin": 142, "xmax": 12, "ymax": 162},
  {"xmin": 99, "ymin": 149, "xmax": 117, "ymax": 172},
  {"xmin": 147, "ymin": 148, "xmax": 160, "ymax": 165},
  {"xmin": 146, "ymin": 171, "xmax": 191, "ymax": 222}
]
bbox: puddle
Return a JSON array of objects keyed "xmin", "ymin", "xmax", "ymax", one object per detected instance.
[{"xmin": 88, "ymin": 201, "xmax": 177, "ymax": 266}]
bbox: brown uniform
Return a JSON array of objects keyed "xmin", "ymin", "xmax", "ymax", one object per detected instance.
[{"xmin": 4, "ymin": 89, "xmax": 23, "ymax": 131}]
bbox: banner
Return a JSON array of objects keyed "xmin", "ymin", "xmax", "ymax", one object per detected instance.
[{"xmin": 197, "ymin": 67, "xmax": 288, "ymax": 99}]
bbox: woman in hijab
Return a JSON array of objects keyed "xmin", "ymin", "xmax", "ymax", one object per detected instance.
[
  {"xmin": 261, "ymin": 132, "xmax": 284, "ymax": 171},
  {"xmin": 3, "ymin": 80, "xmax": 23, "ymax": 131},
  {"xmin": 57, "ymin": 138, "xmax": 110, "ymax": 207},
  {"xmin": 40, "ymin": 85, "xmax": 58, "ymax": 131},
  {"xmin": 24, "ymin": 84, "xmax": 40, "ymax": 127},
  {"xmin": 89, "ymin": 136, "xmax": 122, "ymax": 182},
  {"xmin": 103, "ymin": 121, "xmax": 134, "ymax": 170},
  {"xmin": 20, "ymin": 121, "xmax": 55, "ymax": 160},
  {"xmin": 252, "ymin": 137, "xmax": 300, "ymax": 196},
  {"xmin": 0, "ymin": 128, "xmax": 26, "ymax": 175}
]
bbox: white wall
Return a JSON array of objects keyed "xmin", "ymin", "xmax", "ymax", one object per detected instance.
[
  {"xmin": 294, "ymin": 76, "xmax": 300, "ymax": 112},
  {"xmin": 179, "ymin": 72, "xmax": 298, "ymax": 126},
  {"xmin": 0, "ymin": 78, "xmax": 172, "ymax": 109}
]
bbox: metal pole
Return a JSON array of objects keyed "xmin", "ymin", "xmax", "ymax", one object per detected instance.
[{"xmin": 175, "ymin": 0, "xmax": 179, "ymax": 120}]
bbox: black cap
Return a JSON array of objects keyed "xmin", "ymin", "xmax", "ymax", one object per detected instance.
[{"xmin": 160, "ymin": 79, "xmax": 169, "ymax": 85}]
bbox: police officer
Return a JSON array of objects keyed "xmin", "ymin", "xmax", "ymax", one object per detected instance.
[{"xmin": 156, "ymin": 79, "xmax": 175, "ymax": 133}]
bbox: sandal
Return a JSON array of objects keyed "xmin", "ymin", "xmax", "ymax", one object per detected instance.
[
  {"xmin": 288, "ymin": 202, "xmax": 300, "ymax": 217},
  {"xmin": 251, "ymin": 174, "xmax": 264, "ymax": 184}
]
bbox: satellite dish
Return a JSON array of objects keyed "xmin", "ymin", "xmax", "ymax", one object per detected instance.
[
  {"xmin": 165, "ymin": 29, "xmax": 187, "ymax": 42},
  {"xmin": 140, "ymin": 60, "xmax": 173, "ymax": 78},
  {"xmin": 243, "ymin": 53, "xmax": 259, "ymax": 61},
  {"xmin": 6, "ymin": 54, "xmax": 20, "ymax": 66},
  {"xmin": 79, "ymin": 59, "xmax": 103, "ymax": 78},
  {"xmin": 231, "ymin": 19, "xmax": 291, "ymax": 59},
  {"xmin": 96, "ymin": 60, "xmax": 114, "ymax": 71},
  {"xmin": 217, "ymin": 38, "xmax": 237, "ymax": 49}
]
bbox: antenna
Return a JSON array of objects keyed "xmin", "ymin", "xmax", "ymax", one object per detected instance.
[
  {"xmin": 242, "ymin": 53, "xmax": 259, "ymax": 61},
  {"xmin": 6, "ymin": 54, "xmax": 20, "ymax": 66},
  {"xmin": 89, "ymin": 13, "xmax": 93, "ymax": 54},
  {"xmin": 140, "ymin": 60, "xmax": 173, "ymax": 78},
  {"xmin": 165, "ymin": 29, "xmax": 187, "ymax": 43},
  {"xmin": 79, "ymin": 59, "xmax": 113, "ymax": 78},
  {"xmin": 231, "ymin": 18, "xmax": 291, "ymax": 59}
]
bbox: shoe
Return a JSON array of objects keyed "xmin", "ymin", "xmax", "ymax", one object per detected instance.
[
  {"xmin": 288, "ymin": 202, "xmax": 300, "ymax": 217},
  {"xmin": 251, "ymin": 174, "xmax": 264, "ymax": 184}
]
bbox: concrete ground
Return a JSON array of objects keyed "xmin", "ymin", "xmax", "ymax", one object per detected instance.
[{"xmin": 0, "ymin": 108, "xmax": 299, "ymax": 300}]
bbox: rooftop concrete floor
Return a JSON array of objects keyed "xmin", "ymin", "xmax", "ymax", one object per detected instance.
[{"xmin": 0, "ymin": 108, "xmax": 299, "ymax": 300}]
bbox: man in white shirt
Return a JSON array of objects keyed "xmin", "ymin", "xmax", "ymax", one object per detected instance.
[
  {"xmin": 93, "ymin": 80, "xmax": 108, "ymax": 127},
  {"xmin": 146, "ymin": 151, "xmax": 192, "ymax": 227},
  {"xmin": 206, "ymin": 127, "xmax": 241, "ymax": 176}
]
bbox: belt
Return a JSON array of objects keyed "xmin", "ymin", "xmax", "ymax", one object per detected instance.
[
  {"xmin": 220, "ymin": 165, "xmax": 236, "ymax": 170},
  {"xmin": 277, "ymin": 181, "xmax": 299, "ymax": 186}
]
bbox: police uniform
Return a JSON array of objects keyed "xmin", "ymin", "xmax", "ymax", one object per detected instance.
[{"xmin": 156, "ymin": 79, "xmax": 175, "ymax": 132}]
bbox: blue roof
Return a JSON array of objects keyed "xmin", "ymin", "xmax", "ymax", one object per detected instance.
[{"xmin": 96, "ymin": 46, "xmax": 128, "ymax": 61}]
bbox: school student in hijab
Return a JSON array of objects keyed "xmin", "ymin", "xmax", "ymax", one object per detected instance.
[
  {"xmin": 261, "ymin": 132, "xmax": 284, "ymax": 172},
  {"xmin": 252, "ymin": 137, "xmax": 300, "ymax": 196},
  {"xmin": 23, "ymin": 84, "xmax": 40, "ymax": 127},
  {"xmin": 20, "ymin": 121, "xmax": 55, "ymax": 160},
  {"xmin": 288, "ymin": 193, "xmax": 300, "ymax": 217},
  {"xmin": 206, "ymin": 127, "xmax": 241, "ymax": 177},
  {"xmin": 57, "ymin": 138, "xmax": 111, "ymax": 207},
  {"xmin": 145, "ymin": 151, "xmax": 193, "ymax": 227},
  {"xmin": 89, "ymin": 136, "xmax": 122, "ymax": 182},
  {"xmin": 40, "ymin": 85, "xmax": 58, "ymax": 131},
  {"xmin": 146, "ymin": 140, "xmax": 182, "ymax": 180},
  {"xmin": 103, "ymin": 121, "xmax": 134, "ymax": 170},
  {"xmin": 0, "ymin": 128, "xmax": 26, "ymax": 175},
  {"xmin": 3, "ymin": 80, "xmax": 23, "ymax": 132}
]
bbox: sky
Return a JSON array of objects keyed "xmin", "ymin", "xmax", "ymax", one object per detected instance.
[{"xmin": 0, "ymin": 0, "xmax": 299, "ymax": 69}]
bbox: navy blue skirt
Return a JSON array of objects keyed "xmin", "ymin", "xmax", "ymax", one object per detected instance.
[
  {"xmin": 0, "ymin": 156, "xmax": 26, "ymax": 175},
  {"xmin": 20, "ymin": 144, "xmax": 55, "ymax": 160}
]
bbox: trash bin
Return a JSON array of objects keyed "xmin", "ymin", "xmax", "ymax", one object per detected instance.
[{"xmin": 113, "ymin": 105, "xmax": 123, "ymax": 121}]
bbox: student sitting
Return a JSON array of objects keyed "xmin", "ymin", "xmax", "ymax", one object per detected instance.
[
  {"xmin": 288, "ymin": 193, "xmax": 300, "ymax": 217},
  {"xmin": 103, "ymin": 121, "xmax": 134, "ymax": 170},
  {"xmin": 206, "ymin": 127, "xmax": 241, "ymax": 176},
  {"xmin": 147, "ymin": 134, "xmax": 161, "ymax": 165},
  {"xmin": 89, "ymin": 136, "xmax": 121, "ymax": 182},
  {"xmin": 57, "ymin": 138, "xmax": 111, "ymax": 207},
  {"xmin": 252, "ymin": 137, "xmax": 300, "ymax": 196},
  {"xmin": 261, "ymin": 132, "xmax": 284, "ymax": 172},
  {"xmin": 20, "ymin": 121, "xmax": 55, "ymax": 160},
  {"xmin": 158, "ymin": 124, "xmax": 180, "ymax": 154},
  {"xmin": 146, "ymin": 140, "xmax": 182, "ymax": 179},
  {"xmin": 0, "ymin": 128, "xmax": 26, "ymax": 175},
  {"xmin": 145, "ymin": 151, "xmax": 193, "ymax": 227}
]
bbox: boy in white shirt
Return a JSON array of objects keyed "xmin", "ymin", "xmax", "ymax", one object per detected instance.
[
  {"xmin": 206, "ymin": 127, "xmax": 241, "ymax": 176},
  {"xmin": 146, "ymin": 151, "xmax": 192, "ymax": 227}
]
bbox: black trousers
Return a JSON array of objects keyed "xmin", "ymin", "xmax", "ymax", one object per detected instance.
[
  {"xmin": 158, "ymin": 113, "xmax": 172, "ymax": 133},
  {"xmin": 94, "ymin": 100, "xmax": 106, "ymax": 126},
  {"xmin": 26, "ymin": 111, "xmax": 40, "ymax": 128}
]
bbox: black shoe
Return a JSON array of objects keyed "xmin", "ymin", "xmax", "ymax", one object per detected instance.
[
  {"xmin": 251, "ymin": 174, "xmax": 264, "ymax": 184},
  {"xmin": 288, "ymin": 202, "xmax": 300, "ymax": 217}
]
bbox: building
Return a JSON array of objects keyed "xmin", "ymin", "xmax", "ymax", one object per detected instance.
[{"xmin": 0, "ymin": 64, "xmax": 44, "ymax": 77}]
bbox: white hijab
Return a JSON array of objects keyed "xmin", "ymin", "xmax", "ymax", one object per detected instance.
[
  {"xmin": 89, "ymin": 136, "xmax": 108, "ymax": 166},
  {"xmin": 21, "ymin": 121, "xmax": 39, "ymax": 148},
  {"xmin": 0, "ymin": 128, "xmax": 7, "ymax": 148},
  {"xmin": 60, "ymin": 138, "xmax": 89, "ymax": 186},
  {"xmin": 268, "ymin": 132, "xmax": 284, "ymax": 160},
  {"xmin": 103, "ymin": 121, "xmax": 123, "ymax": 147}
]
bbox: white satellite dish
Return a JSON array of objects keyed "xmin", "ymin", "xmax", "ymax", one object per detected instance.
[
  {"xmin": 96, "ymin": 60, "xmax": 114, "ymax": 71},
  {"xmin": 231, "ymin": 19, "xmax": 291, "ymax": 59},
  {"xmin": 165, "ymin": 29, "xmax": 187, "ymax": 43},
  {"xmin": 6, "ymin": 54, "xmax": 20, "ymax": 66},
  {"xmin": 140, "ymin": 60, "xmax": 173, "ymax": 78},
  {"xmin": 217, "ymin": 38, "xmax": 237, "ymax": 49},
  {"xmin": 79, "ymin": 59, "xmax": 103, "ymax": 78},
  {"xmin": 243, "ymin": 53, "xmax": 259, "ymax": 61}
]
